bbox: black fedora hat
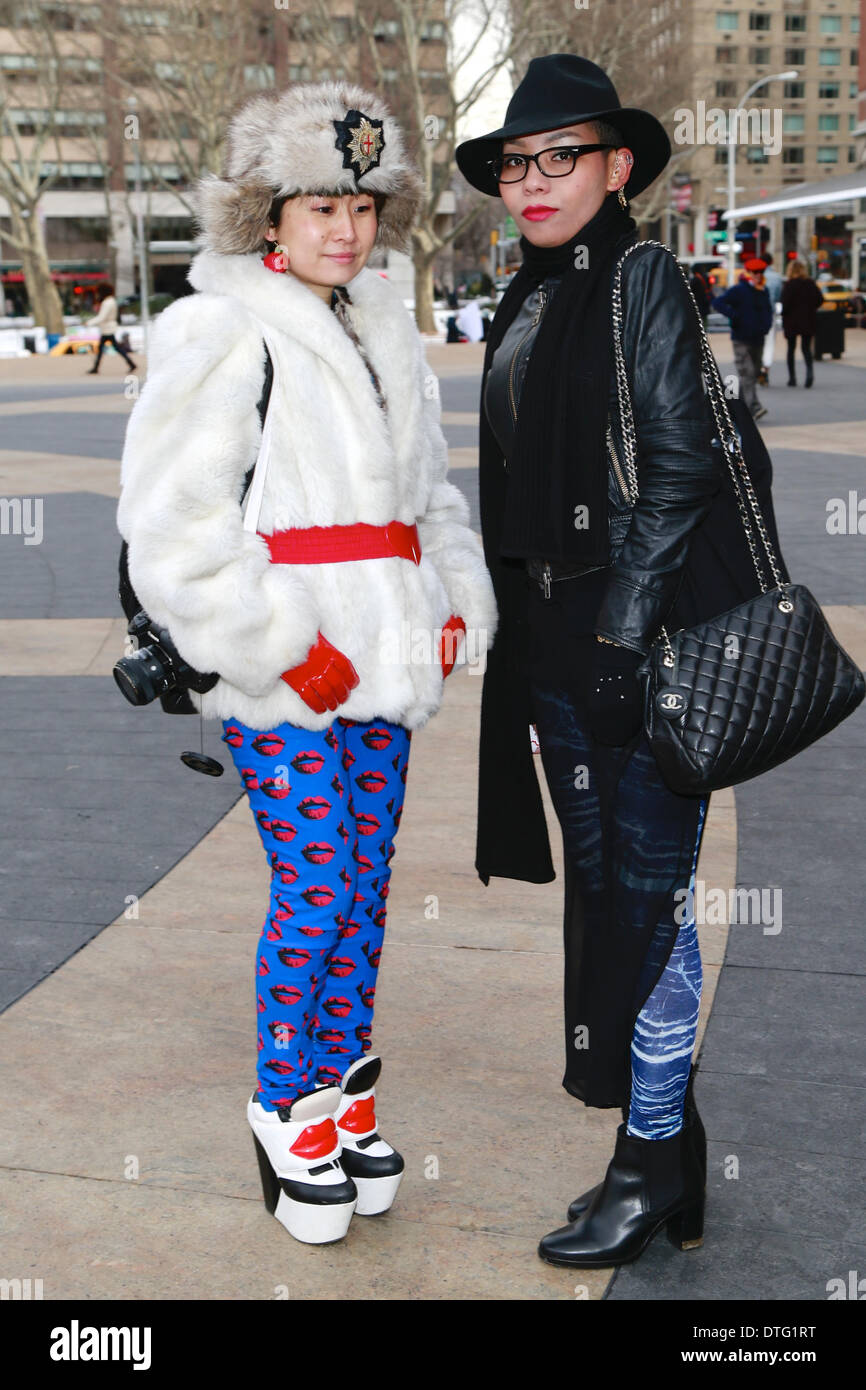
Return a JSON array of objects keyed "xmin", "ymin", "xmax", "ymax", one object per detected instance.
[{"xmin": 455, "ymin": 53, "xmax": 671, "ymax": 200}]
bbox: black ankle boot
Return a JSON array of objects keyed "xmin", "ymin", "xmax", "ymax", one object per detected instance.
[
  {"xmin": 566, "ymin": 1061, "xmax": 705, "ymax": 1222},
  {"xmin": 547, "ymin": 1109, "xmax": 705, "ymax": 1268}
]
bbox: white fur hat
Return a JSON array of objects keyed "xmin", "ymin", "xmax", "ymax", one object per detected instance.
[{"xmin": 193, "ymin": 81, "xmax": 424, "ymax": 256}]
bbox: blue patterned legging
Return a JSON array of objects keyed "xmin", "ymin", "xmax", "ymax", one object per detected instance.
[
  {"xmin": 627, "ymin": 797, "xmax": 706, "ymax": 1138},
  {"xmin": 221, "ymin": 713, "xmax": 410, "ymax": 1111},
  {"xmin": 529, "ymin": 677, "xmax": 709, "ymax": 1135}
]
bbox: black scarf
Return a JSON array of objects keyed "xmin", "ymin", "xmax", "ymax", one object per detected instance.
[{"xmin": 485, "ymin": 192, "xmax": 638, "ymax": 565}]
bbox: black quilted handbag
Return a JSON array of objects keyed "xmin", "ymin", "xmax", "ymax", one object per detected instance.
[{"xmin": 611, "ymin": 241, "xmax": 865, "ymax": 796}]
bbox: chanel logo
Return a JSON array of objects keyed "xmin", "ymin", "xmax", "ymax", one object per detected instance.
[{"xmin": 656, "ymin": 689, "xmax": 688, "ymax": 718}]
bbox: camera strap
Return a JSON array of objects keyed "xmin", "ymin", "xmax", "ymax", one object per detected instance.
[{"xmin": 241, "ymin": 332, "xmax": 276, "ymax": 533}]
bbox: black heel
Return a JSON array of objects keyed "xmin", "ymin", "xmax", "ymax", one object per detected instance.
[
  {"xmin": 667, "ymin": 1198, "xmax": 704, "ymax": 1250},
  {"xmin": 252, "ymin": 1132, "xmax": 280, "ymax": 1214}
]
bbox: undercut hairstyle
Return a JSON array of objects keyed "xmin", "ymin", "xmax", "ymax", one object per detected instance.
[{"xmin": 590, "ymin": 118, "xmax": 626, "ymax": 151}]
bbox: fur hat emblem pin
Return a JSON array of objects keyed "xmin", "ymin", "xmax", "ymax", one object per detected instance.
[{"xmin": 333, "ymin": 109, "xmax": 385, "ymax": 178}]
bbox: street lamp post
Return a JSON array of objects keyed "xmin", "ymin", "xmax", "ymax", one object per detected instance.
[
  {"xmin": 726, "ymin": 70, "xmax": 798, "ymax": 284},
  {"xmin": 127, "ymin": 94, "xmax": 150, "ymax": 359}
]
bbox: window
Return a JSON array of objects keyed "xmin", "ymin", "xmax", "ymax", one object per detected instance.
[
  {"xmin": 851, "ymin": 49, "xmax": 859, "ymax": 65},
  {"xmin": 126, "ymin": 162, "xmax": 182, "ymax": 185},
  {"xmin": 749, "ymin": 13, "xmax": 771, "ymax": 30},
  {"xmin": 819, "ymin": 16, "xmax": 842, "ymax": 34},
  {"xmin": 420, "ymin": 20, "xmax": 445, "ymax": 40},
  {"xmin": 851, "ymin": 82, "xmax": 859, "ymax": 99},
  {"xmin": 0, "ymin": 53, "xmax": 37, "ymax": 70},
  {"xmin": 819, "ymin": 81, "xmax": 840, "ymax": 98},
  {"xmin": 818, "ymin": 114, "xmax": 840, "ymax": 131},
  {"xmin": 784, "ymin": 80, "xmax": 805, "ymax": 98},
  {"xmin": 39, "ymin": 160, "xmax": 105, "ymax": 189},
  {"xmin": 819, "ymin": 49, "xmax": 841, "ymax": 65},
  {"xmin": 782, "ymin": 148, "xmax": 805, "ymax": 164},
  {"xmin": 785, "ymin": 48, "xmax": 806, "ymax": 65},
  {"xmin": 244, "ymin": 63, "xmax": 274, "ymax": 88},
  {"xmin": 716, "ymin": 79, "xmax": 738, "ymax": 97},
  {"xmin": 852, "ymin": 17, "xmax": 860, "ymax": 34},
  {"xmin": 120, "ymin": 8, "xmax": 169, "ymax": 27},
  {"xmin": 783, "ymin": 114, "xmax": 805, "ymax": 132},
  {"xmin": 749, "ymin": 46, "xmax": 770, "ymax": 63},
  {"xmin": 817, "ymin": 147, "xmax": 838, "ymax": 163},
  {"xmin": 784, "ymin": 15, "xmax": 806, "ymax": 31},
  {"xmin": 716, "ymin": 13, "xmax": 738, "ymax": 30},
  {"xmin": 716, "ymin": 45, "xmax": 739, "ymax": 62},
  {"xmin": 849, "ymin": 147, "xmax": 857, "ymax": 163},
  {"xmin": 849, "ymin": 113, "xmax": 857, "ymax": 130},
  {"xmin": 746, "ymin": 146, "xmax": 769, "ymax": 162}
]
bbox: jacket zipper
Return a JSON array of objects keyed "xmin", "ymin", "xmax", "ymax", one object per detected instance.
[
  {"xmin": 507, "ymin": 286, "xmax": 548, "ymax": 424},
  {"xmin": 606, "ymin": 421, "xmax": 630, "ymax": 505}
]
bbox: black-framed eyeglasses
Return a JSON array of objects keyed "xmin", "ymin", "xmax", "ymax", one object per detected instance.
[{"xmin": 488, "ymin": 144, "xmax": 615, "ymax": 183}]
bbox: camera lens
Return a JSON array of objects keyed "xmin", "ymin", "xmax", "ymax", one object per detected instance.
[{"xmin": 113, "ymin": 645, "xmax": 169, "ymax": 705}]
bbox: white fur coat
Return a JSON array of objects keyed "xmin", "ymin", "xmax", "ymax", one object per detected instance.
[{"xmin": 116, "ymin": 251, "xmax": 498, "ymax": 732}]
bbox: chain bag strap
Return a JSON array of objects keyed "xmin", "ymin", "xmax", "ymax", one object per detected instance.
[
  {"xmin": 611, "ymin": 239, "xmax": 791, "ymax": 667},
  {"xmin": 609, "ymin": 240, "xmax": 864, "ymax": 794}
]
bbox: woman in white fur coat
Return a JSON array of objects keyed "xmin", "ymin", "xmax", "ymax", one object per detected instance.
[{"xmin": 116, "ymin": 82, "xmax": 497, "ymax": 1246}]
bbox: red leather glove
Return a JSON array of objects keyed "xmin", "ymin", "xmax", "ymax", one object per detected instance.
[
  {"xmin": 439, "ymin": 615, "xmax": 466, "ymax": 679},
  {"xmin": 281, "ymin": 632, "xmax": 359, "ymax": 714}
]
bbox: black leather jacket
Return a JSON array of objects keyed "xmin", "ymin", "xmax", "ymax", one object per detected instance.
[{"xmin": 483, "ymin": 242, "xmax": 723, "ymax": 655}]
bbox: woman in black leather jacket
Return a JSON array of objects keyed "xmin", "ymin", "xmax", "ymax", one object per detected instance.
[{"xmin": 457, "ymin": 54, "xmax": 735, "ymax": 1270}]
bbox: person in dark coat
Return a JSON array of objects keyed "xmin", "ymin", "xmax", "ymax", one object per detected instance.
[
  {"xmin": 456, "ymin": 53, "xmax": 788, "ymax": 1272},
  {"xmin": 711, "ymin": 258, "xmax": 773, "ymax": 420},
  {"xmin": 781, "ymin": 259, "xmax": 824, "ymax": 387}
]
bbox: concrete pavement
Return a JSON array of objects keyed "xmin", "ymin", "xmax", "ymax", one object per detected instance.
[{"xmin": 0, "ymin": 328, "xmax": 864, "ymax": 1300}]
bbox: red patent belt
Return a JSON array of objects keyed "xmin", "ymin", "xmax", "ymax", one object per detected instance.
[{"xmin": 259, "ymin": 520, "xmax": 421, "ymax": 565}]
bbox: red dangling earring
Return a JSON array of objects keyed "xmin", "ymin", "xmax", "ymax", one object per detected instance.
[{"xmin": 263, "ymin": 243, "xmax": 290, "ymax": 273}]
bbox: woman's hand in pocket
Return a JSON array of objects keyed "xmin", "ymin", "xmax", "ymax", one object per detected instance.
[{"xmin": 281, "ymin": 632, "xmax": 359, "ymax": 713}]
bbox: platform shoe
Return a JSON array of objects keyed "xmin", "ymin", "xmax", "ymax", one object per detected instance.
[
  {"xmin": 335, "ymin": 1055, "xmax": 404, "ymax": 1215},
  {"xmin": 248, "ymin": 1086, "xmax": 357, "ymax": 1244}
]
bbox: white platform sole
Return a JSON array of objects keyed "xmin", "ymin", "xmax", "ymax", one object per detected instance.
[
  {"xmin": 273, "ymin": 1188, "xmax": 357, "ymax": 1244},
  {"xmin": 353, "ymin": 1170, "xmax": 403, "ymax": 1217}
]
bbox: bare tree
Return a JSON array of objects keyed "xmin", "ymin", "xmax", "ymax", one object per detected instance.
[
  {"xmin": 290, "ymin": 0, "xmax": 552, "ymax": 331},
  {"xmin": 92, "ymin": 0, "xmax": 273, "ymax": 211},
  {"xmin": 0, "ymin": 5, "xmax": 67, "ymax": 330}
]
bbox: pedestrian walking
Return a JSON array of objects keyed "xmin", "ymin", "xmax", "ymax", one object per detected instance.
[
  {"xmin": 86, "ymin": 284, "xmax": 137, "ymax": 373},
  {"xmin": 781, "ymin": 260, "xmax": 824, "ymax": 388},
  {"xmin": 457, "ymin": 52, "xmax": 789, "ymax": 1271},
  {"xmin": 712, "ymin": 258, "xmax": 773, "ymax": 420},
  {"xmin": 116, "ymin": 81, "xmax": 497, "ymax": 1246},
  {"xmin": 758, "ymin": 252, "xmax": 784, "ymax": 385}
]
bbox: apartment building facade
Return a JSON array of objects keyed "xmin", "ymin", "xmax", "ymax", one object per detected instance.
[
  {"xmin": 650, "ymin": 0, "xmax": 864, "ymax": 274},
  {"xmin": 0, "ymin": 0, "xmax": 450, "ymax": 313}
]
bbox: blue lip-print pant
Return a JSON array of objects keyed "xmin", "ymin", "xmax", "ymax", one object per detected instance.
[{"xmin": 221, "ymin": 713, "xmax": 411, "ymax": 1112}]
